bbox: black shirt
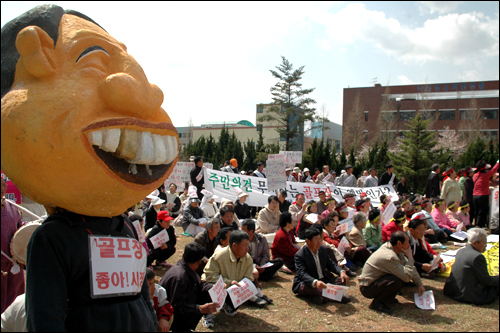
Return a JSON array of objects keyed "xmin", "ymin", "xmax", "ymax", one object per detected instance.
[{"xmin": 279, "ymin": 199, "xmax": 291, "ymax": 213}]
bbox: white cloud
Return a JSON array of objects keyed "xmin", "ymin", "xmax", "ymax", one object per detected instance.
[
  {"xmin": 418, "ymin": 1, "xmax": 464, "ymax": 15},
  {"xmin": 397, "ymin": 75, "xmax": 415, "ymax": 85},
  {"xmin": 315, "ymin": 3, "xmax": 499, "ymax": 65},
  {"xmin": 460, "ymin": 70, "xmax": 481, "ymax": 81}
]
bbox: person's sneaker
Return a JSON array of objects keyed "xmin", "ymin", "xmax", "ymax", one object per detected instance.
[
  {"xmin": 248, "ymin": 296, "xmax": 267, "ymax": 307},
  {"xmin": 223, "ymin": 303, "xmax": 237, "ymax": 316},
  {"xmin": 346, "ymin": 270, "xmax": 357, "ymax": 278},
  {"xmin": 369, "ymin": 300, "xmax": 393, "ymax": 315},
  {"xmin": 280, "ymin": 266, "xmax": 293, "ymax": 274},
  {"xmin": 202, "ymin": 314, "xmax": 215, "ymax": 328},
  {"xmin": 260, "ymin": 294, "xmax": 273, "ymax": 304},
  {"xmin": 312, "ymin": 295, "xmax": 323, "ymax": 305}
]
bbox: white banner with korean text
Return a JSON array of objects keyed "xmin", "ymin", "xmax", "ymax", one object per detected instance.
[{"xmin": 165, "ymin": 162, "xmax": 213, "ymax": 191}]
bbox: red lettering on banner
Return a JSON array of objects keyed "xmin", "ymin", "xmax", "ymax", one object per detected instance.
[
  {"xmin": 303, "ymin": 186, "xmax": 313, "ymax": 199},
  {"xmin": 117, "ymin": 239, "xmax": 132, "ymax": 258},
  {"xmin": 111, "ymin": 271, "xmax": 126, "ymax": 288},
  {"xmin": 139, "ymin": 272, "xmax": 146, "ymax": 286},
  {"xmin": 132, "ymin": 241, "xmax": 143, "ymax": 259},
  {"xmin": 131, "ymin": 271, "xmax": 140, "ymax": 287},
  {"xmin": 96, "ymin": 272, "xmax": 110, "ymax": 289},
  {"xmin": 97, "ymin": 238, "xmax": 115, "ymax": 258}
]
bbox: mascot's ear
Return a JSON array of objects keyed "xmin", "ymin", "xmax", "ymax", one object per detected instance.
[{"xmin": 15, "ymin": 26, "xmax": 56, "ymax": 78}]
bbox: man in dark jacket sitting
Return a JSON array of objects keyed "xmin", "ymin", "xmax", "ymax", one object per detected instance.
[
  {"xmin": 146, "ymin": 211, "xmax": 176, "ymax": 267},
  {"xmin": 292, "ymin": 226, "xmax": 350, "ymax": 305},
  {"xmin": 444, "ymin": 228, "xmax": 499, "ymax": 305},
  {"xmin": 160, "ymin": 243, "xmax": 219, "ymax": 331}
]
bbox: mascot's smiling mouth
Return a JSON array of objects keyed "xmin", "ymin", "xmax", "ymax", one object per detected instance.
[{"xmin": 83, "ymin": 118, "xmax": 178, "ymax": 185}]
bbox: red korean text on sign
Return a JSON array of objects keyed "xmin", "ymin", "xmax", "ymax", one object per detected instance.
[
  {"xmin": 96, "ymin": 272, "xmax": 110, "ymax": 289},
  {"xmin": 117, "ymin": 239, "xmax": 132, "ymax": 258},
  {"xmin": 97, "ymin": 238, "xmax": 115, "ymax": 258},
  {"xmin": 132, "ymin": 240, "xmax": 143, "ymax": 259}
]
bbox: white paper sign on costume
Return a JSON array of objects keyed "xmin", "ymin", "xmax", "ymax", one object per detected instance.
[
  {"xmin": 381, "ymin": 202, "xmax": 397, "ymax": 226},
  {"xmin": 266, "ymin": 154, "xmax": 286, "ymax": 191},
  {"xmin": 208, "ymin": 275, "xmax": 226, "ymax": 312},
  {"xmin": 227, "ymin": 278, "xmax": 258, "ymax": 308},
  {"xmin": 149, "ymin": 229, "xmax": 170, "ymax": 249},
  {"xmin": 89, "ymin": 236, "xmax": 146, "ymax": 297},
  {"xmin": 279, "ymin": 151, "xmax": 302, "ymax": 165},
  {"xmin": 204, "ymin": 169, "xmax": 275, "ymax": 207},
  {"xmin": 414, "ymin": 290, "xmax": 436, "ymax": 310},
  {"xmin": 306, "ymin": 213, "xmax": 319, "ymax": 224},
  {"xmin": 131, "ymin": 221, "xmax": 146, "ymax": 243},
  {"xmin": 337, "ymin": 236, "xmax": 350, "ymax": 255},
  {"xmin": 490, "ymin": 187, "xmax": 499, "ymax": 228},
  {"xmin": 322, "ymin": 284, "xmax": 349, "ymax": 302}
]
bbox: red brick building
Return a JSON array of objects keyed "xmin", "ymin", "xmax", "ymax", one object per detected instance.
[{"xmin": 342, "ymin": 80, "xmax": 499, "ymax": 149}]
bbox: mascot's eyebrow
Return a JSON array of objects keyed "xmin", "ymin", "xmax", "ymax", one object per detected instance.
[{"xmin": 76, "ymin": 45, "xmax": 110, "ymax": 63}]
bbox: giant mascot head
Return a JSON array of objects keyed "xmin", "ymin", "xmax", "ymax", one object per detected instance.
[{"xmin": 1, "ymin": 5, "xmax": 179, "ymax": 217}]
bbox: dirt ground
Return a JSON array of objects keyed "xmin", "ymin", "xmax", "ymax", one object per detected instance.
[{"xmin": 152, "ymin": 226, "xmax": 499, "ymax": 332}]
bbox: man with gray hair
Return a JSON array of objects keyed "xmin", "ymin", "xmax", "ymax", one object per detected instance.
[
  {"xmin": 194, "ymin": 219, "xmax": 221, "ymax": 275},
  {"xmin": 443, "ymin": 228, "xmax": 499, "ymax": 305}
]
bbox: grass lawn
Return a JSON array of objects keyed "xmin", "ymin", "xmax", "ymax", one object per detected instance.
[{"xmin": 153, "ymin": 226, "xmax": 499, "ymax": 332}]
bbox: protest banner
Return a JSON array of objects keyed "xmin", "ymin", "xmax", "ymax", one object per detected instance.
[
  {"xmin": 322, "ymin": 284, "xmax": 349, "ymax": 302},
  {"xmin": 414, "ymin": 290, "xmax": 436, "ymax": 310},
  {"xmin": 208, "ymin": 275, "xmax": 226, "ymax": 312},
  {"xmin": 336, "ymin": 222, "xmax": 349, "ymax": 235},
  {"xmin": 483, "ymin": 242, "xmax": 499, "ymax": 276},
  {"xmin": 164, "ymin": 162, "xmax": 213, "ymax": 191},
  {"xmin": 149, "ymin": 229, "xmax": 170, "ymax": 249},
  {"xmin": 131, "ymin": 221, "xmax": 146, "ymax": 243},
  {"xmin": 491, "ymin": 187, "xmax": 499, "ymax": 228},
  {"xmin": 89, "ymin": 236, "xmax": 146, "ymax": 297},
  {"xmin": 227, "ymin": 277, "xmax": 258, "ymax": 308},
  {"xmin": 266, "ymin": 154, "xmax": 286, "ymax": 191},
  {"xmin": 337, "ymin": 236, "xmax": 350, "ymax": 255},
  {"xmin": 279, "ymin": 151, "xmax": 302, "ymax": 167},
  {"xmin": 204, "ymin": 169, "xmax": 274, "ymax": 207},
  {"xmin": 381, "ymin": 202, "xmax": 397, "ymax": 226}
]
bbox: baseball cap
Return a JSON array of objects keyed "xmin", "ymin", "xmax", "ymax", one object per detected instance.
[{"xmin": 157, "ymin": 210, "xmax": 174, "ymax": 221}]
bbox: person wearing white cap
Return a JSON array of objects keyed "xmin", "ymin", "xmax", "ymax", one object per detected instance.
[
  {"xmin": 182, "ymin": 194, "xmax": 208, "ymax": 237},
  {"xmin": 285, "ymin": 168, "xmax": 295, "ymax": 182},
  {"xmin": 144, "ymin": 196, "xmax": 165, "ymax": 231},
  {"xmin": 301, "ymin": 168, "xmax": 312, "ymax": 183},
  {"xmin": 166, "ymin": 183, "xmax": 182, "ymax": 218},
  {"xmin": 200, "ymin": 190, "xmax": 219, "ymax": 218},
  {"xmin": 291, "ymin": 167, "xmax": 301, "ymax": 182},
  {"xmin": 234, "ymin": 191, "xmax": 251, "ymax": 219}
]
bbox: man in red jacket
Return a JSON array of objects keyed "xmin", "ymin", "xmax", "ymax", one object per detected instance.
[{"xmin": 473, "ymin": 160, "xmax": 499, "ymax": 228}]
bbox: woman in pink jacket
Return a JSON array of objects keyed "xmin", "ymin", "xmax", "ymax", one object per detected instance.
[
  {"xmin": 473, "ymin": 160, "xmax": 499, "ymax": 228},
  {"xmin": 431, "ymin": 198, "xmax": 457, "ymax": 234}
]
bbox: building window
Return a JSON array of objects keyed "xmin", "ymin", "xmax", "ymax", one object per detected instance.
[
  {"xmin": 482, "ymin": 130, "xmax": 498, "ymax": 141},
  {"xmin": 178, "ymin": 133, "xmax": 182, "ymax": 138},
  {"xmin": 256, "ymin": 124, "xmax": 263, "ymax": 132},
  {"xmin": 438, "ymin": 110, "xmax": 455, "ymax": 120},
  {"xmin": 481, "ymin": 109, "xmax": 498, "ymax": 120},
  {"xmin": 257, "ymin": 106, "xmax": 263, "ymax": 113},
  {"xmin": 364, "ymin": 111, "xmax": 369, "ymax": 121},
  {"xmin": 419, "ymin": 110, "xmax": 436, "ymax": 120},
  {"xmin": 399, "ymin": 111, "xmax": 415, "ymax": 121},
  {"xmin": 382, "ymin": 111, "xmax": 397, "ymax": 121},
  {"xmin": 335, "ymin": 140, "xmax": 341, "ymax": 153},
  {"xmin": 364, "ymin": 130, "xmax": 368, "ymax": 141},
  {"xmin": 460, "ymin": 109, "xmax": 475, "ymax": 120}
]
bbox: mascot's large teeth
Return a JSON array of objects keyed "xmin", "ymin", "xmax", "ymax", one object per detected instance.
[
  {"xmin": 129, "ymin": 131, "xmax": 155, "ymax": 164},
  {"xmin": 152, "ymin": 134, "xmax": 167, "ymax": 165},
  {"xmin": 101, "ymin": 128, "xmax": 121, "ymax": 153},
  {"xmin": 115, "ymin": 129, "xmax": 139, "ymax": 160},
  {"xmin": 88, "ymin": 128, "xmax": 177, "ymax": 166}
]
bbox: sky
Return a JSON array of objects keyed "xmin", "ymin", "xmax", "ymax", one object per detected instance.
[{"xmin": 2, "ymin": 1, "xmax": 499, "ymax": 128}]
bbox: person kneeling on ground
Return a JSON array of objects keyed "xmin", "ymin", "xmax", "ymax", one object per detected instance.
[
  {"xmin": 160, "ymin": 243, "xmax": 219, "ymax": 331},
  {"xmin": 241, "ymin": 219, "xmax": 284, "ymax": 285},
  {"xmin": 444, "ymin": 228, "xmax": 499, "ymax": 305},
  {"xmin": 182, "ymin": 195, "xmax": 208, "ymax": 237},
  {"xmin": 420, "ymin": 199, "xmax": 448, "ymax": 244},
  {"xmin": 347, "ymin": 212, "xmax": 372, "ymax": 266},
  {"xmin": 271, "ymin": 211, "xmax": 300, "ymax": 273},
  {"xmin": 146, "ymin": 268, "xmax": 174, "ymax": 332},
  {"xmin": 202, "ymin": 230, "xmax": 270, "ymax": 315},
  {"xmin": 146, "ymin": 211, "xmax": 176, "ymax": 267},
  {"xmin": 292, "ymin": 226, "xmax": 351, "ymax": 305},
  {"xmin": 358, "ymin": 231, "xmax": 425, "ymax": 315}
]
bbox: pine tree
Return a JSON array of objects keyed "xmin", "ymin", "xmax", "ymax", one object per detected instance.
[
  {"xmin": 257, "ymin": 56, "xmax": 316, "ymax": 151},
  {"xmin": 242, "ymin": 139, "xmax": 257, "ymax": 171},
  {"xmin": 339, "ymin": 148, "xmax": 347, "ymax": 171},
  {"xmin": 388, "ymin": 115, "xmax": 449, "ymax": 193}
]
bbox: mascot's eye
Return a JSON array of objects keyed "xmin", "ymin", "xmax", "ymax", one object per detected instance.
[{"xmin": 76, "ymin": 46, "xmax": 110, "ymax": 64}]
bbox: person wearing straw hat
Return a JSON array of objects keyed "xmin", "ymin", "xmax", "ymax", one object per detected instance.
[
  {"xmin": 144, "ymin": 196, "xmax": 165, "ymax": 232},
  {"xmin": 234, "ymin": 190, "xmax": 251, "ymax": 220},
  {"xmin": 285, "ymin": 168, "xmax": 295, "ymax": 182},
  {"xmin": 291, "ymin": 167, "xmax": 301, "ymax": 182},
  {"xmin": 1, "ymin": 177, "xmax": 26, "ymax": 313}
]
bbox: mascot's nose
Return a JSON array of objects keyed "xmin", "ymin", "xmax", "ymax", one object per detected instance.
[{"xmin": 99, "ymin": 70, "xmax": 164, "ymax": 119}]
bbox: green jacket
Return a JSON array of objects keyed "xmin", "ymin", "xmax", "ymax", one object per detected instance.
[{"xmin": 363, "ymin": 221, "xmax": 383, "ymax": 247}]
